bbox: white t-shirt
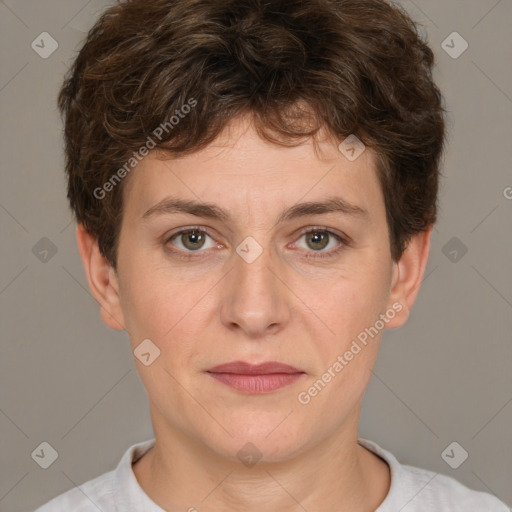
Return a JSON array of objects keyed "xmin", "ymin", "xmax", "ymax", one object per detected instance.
[{"xmin": 33, "ymin": 437, "xmax": 509, "ymax": 511}]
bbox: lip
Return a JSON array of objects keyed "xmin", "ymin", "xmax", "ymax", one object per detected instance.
[
  {"xmin": 207, "ymin": 361, "xmax": 303, "ymax": 375},
  {"xmin": 206, "ymin": 361, "xmax": 305, "ymax": 394}
]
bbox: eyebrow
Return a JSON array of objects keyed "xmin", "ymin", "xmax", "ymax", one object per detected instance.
[{"xmin": 141, "ymin": 196, "xmax": 369, "ymax": 223}]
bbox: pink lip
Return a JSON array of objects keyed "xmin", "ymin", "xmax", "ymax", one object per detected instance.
[
  {"xmin": 207, "ymin": 361, "xmax": 303, "ymax": 375},
  {"xmin": 206, "ymin": 361, "xmax": 305, "ymax": 393}
]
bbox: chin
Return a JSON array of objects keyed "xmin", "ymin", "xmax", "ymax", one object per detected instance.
[{"xmin": 198, "ymin": 418, "xmax": 311, "ymax": 465}]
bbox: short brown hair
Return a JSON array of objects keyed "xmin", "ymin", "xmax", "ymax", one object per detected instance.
[{"xmin": 58, "ymin": 0, "xmax": 446, "ymax": 269}]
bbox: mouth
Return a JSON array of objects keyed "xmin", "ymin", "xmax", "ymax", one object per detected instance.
[{"xmin": 206, "ymin": 361, "xmax": 306, "ymax": 394}]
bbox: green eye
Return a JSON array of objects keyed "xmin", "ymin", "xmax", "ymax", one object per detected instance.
[
  {"xmin": 165, "ymin": 226, "xmax": 348, "ymax": 261},
  {"xmin": 167, "ymin": 229, "xmax": 215, "ymax": 252},
  {"xmin": 295, "ymin": 229, "xmax": 347, "ymax": 259},
  {"xmin": 304, "ymin": 231, "xmax": 331, "ymax": 251},
  {"xmin": 179, "ymin": 230, "xmax": 208, "ymax": 250}
]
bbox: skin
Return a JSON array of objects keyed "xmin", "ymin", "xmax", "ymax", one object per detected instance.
[{"xmin": 77, "ymin": 115, "xmax": 432, "ymax": 512}]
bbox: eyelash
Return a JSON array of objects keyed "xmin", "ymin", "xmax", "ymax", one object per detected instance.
[{"xmin": 164, "ymin": 226, "xmax": 349, "ymax": 261}]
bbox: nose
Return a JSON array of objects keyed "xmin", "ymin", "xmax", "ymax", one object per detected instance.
[{"xmin": 219, "ymin": 242, "xmax": 291, "ymax": 339}]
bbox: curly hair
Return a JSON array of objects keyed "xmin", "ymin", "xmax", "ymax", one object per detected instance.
[{"xmin": 58, "ymin": 0, "xmax": 446, "ymax": 269}]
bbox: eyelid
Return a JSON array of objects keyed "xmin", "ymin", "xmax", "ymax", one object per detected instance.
[
  {"xmin": 294, "ymin": 225, "xmax": 351, "ymax": 245},
  {"xmin": 290, "ymin": 226, "xmax": 350, "ymax": 259},
  {"xmin": 165, "ymin": 225, "xmax": 220, "ymax": 249},
  {"xmin": 164, "ymin": 225, "xmax": 350, "ymax": 258}
]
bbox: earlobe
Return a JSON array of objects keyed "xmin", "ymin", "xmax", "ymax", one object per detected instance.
[
  {"xmin": 385, "ymin": 225, "xmax": 433, "ymax": 329},
  {"xmin": 75, "ymin": 223, "xmax": 126, "ymax": 331}
]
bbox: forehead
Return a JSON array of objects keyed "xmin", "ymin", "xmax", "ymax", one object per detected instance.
[{"xmin": 122, "ymin": 118, "xmax": 384, "ymax": 225}]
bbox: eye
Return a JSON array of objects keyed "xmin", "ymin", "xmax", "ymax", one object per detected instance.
[
  {"xmin": 164, "ymin": 226, "xmax": 348, "ymax": 260},
  {"xmin": 294, "ymin": 228, "xmax": 347, "ymax": 259},
  {"xmin": 166, "ymin": 228, "xmax": 216, "ymax": 252}
]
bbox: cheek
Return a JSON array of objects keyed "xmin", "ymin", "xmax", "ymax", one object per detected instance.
[
  {"xmin": 116, "ymin": 257, "xmax": 178, "ymax": 343},
  {"xmin": 311, "ymin": 260, "xmax": 392, "ymax": 359},
  {"xmin": 297, "ymin": 272, "xmax": 391, "ymax": 417},
  {"xmin": 118, "ymin": 256, "xmax": 216, "ymax": 355}
]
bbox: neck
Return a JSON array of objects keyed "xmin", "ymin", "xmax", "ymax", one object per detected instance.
[{"xmin": 133, "ymin": 407, "xmax": 390, "ymax": 512}]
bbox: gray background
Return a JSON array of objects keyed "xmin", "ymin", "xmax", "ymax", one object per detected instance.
[{"xmin": 1, "ymin": 0, "xmax": 511, "ymax": 510}]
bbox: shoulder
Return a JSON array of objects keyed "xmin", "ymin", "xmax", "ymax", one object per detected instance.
[
  {"xmin": 32, "ymin": 439, "xmax": 156, "ymax": 512},
  {"xmin": 33, "ymin": 470, "xmax": 115, "ymax": 512},
  {"xmin": 398, "ymin": 463, "xmax": 509, "ymax": 511},
  {"xmin": 358, "ymin": 438, "xmax": 510, "ymax": 512}
]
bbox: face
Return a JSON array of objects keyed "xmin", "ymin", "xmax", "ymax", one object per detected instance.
[{"xmin": 93, "ymin": 116, "xmax": 418, "ymax": 463}]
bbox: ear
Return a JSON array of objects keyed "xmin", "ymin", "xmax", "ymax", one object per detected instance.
[
  {"xmin": 75, "ymin": 223, "xmax": 126, "ymax": 331},
  {"xmin": 385, "ymin": 225, "xmax": 432, "ymax": 329}
]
